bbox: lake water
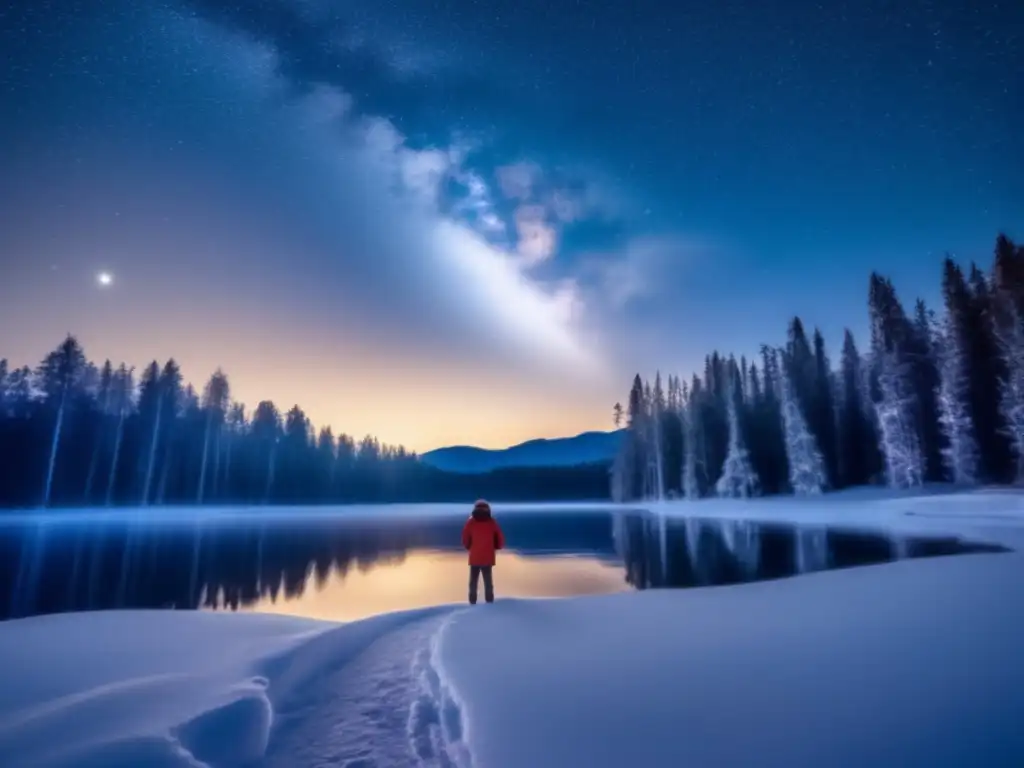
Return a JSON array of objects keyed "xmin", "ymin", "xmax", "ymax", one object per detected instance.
[{"xmin": 0, "ymin": 507, "xmax": 1003, "ymax": 623}]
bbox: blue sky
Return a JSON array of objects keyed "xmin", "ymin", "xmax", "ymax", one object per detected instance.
[{"xmin": 1, "ymin": 0, "xmax": 1020, "ymax": 450}]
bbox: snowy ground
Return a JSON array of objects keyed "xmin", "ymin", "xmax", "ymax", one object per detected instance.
[{"xmin": 1, "ymin": 489, "xmax": 1023, "ymax": 767}]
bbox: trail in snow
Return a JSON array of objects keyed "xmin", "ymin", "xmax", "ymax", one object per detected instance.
[
  {"xmin": 262, "ymin": 609, "xmax": 470, "ymax": 768},
  {"xmin": 408, "ymin": 612, "xmax": 471, "ymax": 768}
]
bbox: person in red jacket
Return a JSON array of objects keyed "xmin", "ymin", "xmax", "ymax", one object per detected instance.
[{"xmin": 461, "ymin": 499, "xmax": 505, "ymax": 604}]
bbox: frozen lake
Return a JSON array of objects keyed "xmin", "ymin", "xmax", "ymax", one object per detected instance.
[{"xmin": 0, "ymin": 505, "xmax": 1004, "ymax": 622}]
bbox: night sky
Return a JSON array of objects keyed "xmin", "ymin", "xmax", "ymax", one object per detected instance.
[{"xmin": 1, "ymin": 0, "xmax": 1021, "ymax": 452}]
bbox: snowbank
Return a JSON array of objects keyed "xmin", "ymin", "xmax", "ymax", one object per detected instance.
[
  {"xmin": 0, "ymin": 607, "xmax": 456, "ymax": 767},
  {"xmin": 442, "ymin": 552, "xmax": 1024, "ymax": 767},
  {"xmin": 3, "ymin": 552, "xmax": 1022, "ymax": 766}
]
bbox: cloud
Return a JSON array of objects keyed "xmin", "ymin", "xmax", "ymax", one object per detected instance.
[
  {"xmin": 549, "ymin": 189, "xmax": 584, "ymax": 223},
  {"xmin": 514, "ymin": 205, "xmax": 559, "ymax": 265},
  {"xmin": 452, "ymin": 170, "xmax": 507, "ymax": 237},
  {"xmin": 496, "ymin": 162, "xmax": 540, "ymax": 200},
  {"xmin": 165, "ymin": 7, "xmax": 608, "ymax": 380},
  {"xmin": 432, "ymin": 221, "xmax": 593, "ymax": 369},
  {"xmin": 578, "ymin": 235, "xmax": 709, "ymax": 310}
]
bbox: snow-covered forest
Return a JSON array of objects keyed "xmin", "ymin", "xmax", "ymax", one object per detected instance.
[
  {"xmin": 0, "ymin": 350, "xmax": 608, "ymax": 508},
  {"xmin": 612, "ymin": 233, "xmax": 1024, "ymax": 500}
]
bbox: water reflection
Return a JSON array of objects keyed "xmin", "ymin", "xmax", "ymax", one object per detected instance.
[
  {"xmin": 614, "ymin": 515, "xmax": 1008, "ymax": 589},
  {"xmin": 0, "ymin": 509, "xmax": 1004, "ymax": 623},
  {"xmin": 240, "ymin": 551, "xmax": 629, "ymax": 622},
  {"xmin": 0, "ymin": 511, "xmax": 625, "ymax": 621}
]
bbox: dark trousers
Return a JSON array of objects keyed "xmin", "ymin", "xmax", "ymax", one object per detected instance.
[{"xmin": 469, "ymin": 565, "xmax": 494, "ymax": 604}]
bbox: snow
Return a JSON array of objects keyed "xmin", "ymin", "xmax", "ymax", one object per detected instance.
[
  {"xmin": 2, "ymin": 490, "xmax": 1024, "ymax": 767},
  {"xmin": 444, "ymin": 553, "xmax": 1024, "ymax": 767},
  {"xmin": 0, "ymin": 611, "xmax": 326, "ymax": 767}
]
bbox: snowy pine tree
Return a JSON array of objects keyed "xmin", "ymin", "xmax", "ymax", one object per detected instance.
[
  {"xmin": 874, "ymin": 352, "xmax": 926, "ymax": 488},
  {"xmin": 837, "ymin": 330, "xmax": 876, "ymax": 487},
  {"xmin": 966, "ymin": 265, "xmax": 1013, "ymax": 479},
  {"xmin": 991, "ymin": 235, "xmax": 1024, "ymax": 481},
  {"xmin": 869, "ymin": 274, "xmax": 926, "ymax": 488},
  {"xmin": 609, "ymin": 375, "xmax": 649, "ymax": 501},
  {"xmin": 994, "ymin": 302, "xmax": 1024, "ymax": 480},
  {"xmin": 650, "ymin": 373, "xmax": 666, "ymax": 499},
  {"xmin": 935, "ymin": 315, "xmax": 979, "ymax": 484},
  {"xmin": 811, "ymin": 329, "xmax": 840, "ymax": 487},
  {"xmin": 935, "ymin": 259, "xmax": 980, "ymax": 483},
  {"xmin": 682, "ymin": 387, "xmax": 700, "ymax": 499},
  {"xmin": 778, "ymin": 348, "xmax": 827, "ymax": 494},
  {"xmin": 715, "ymin": 365, "xmax": 760, "ymax": 497},
  {"xmin": 752, "ymin": 345, "xmax": 789, "ymax": 493}
]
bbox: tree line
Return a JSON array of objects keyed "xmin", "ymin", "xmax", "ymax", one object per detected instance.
[
  {"xmin": 612, "ymin": 233, "xmax": 1024, "ymax": 500},
  {"xmin": 0, "ymin": 347, "xmax": 609, "ymax": 508}
]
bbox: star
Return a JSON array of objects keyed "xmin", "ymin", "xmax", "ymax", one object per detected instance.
[{"xmin": 96, "ymin": 271, "xmax": 113, "ymax": 287}]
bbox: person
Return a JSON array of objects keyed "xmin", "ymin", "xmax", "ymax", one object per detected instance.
[{"xmin": 461, "ymin": 499, "xmax": 505, "ymax": 604}]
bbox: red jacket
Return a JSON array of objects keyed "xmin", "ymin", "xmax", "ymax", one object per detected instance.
[{"xmin": 462, "ymin": 506, "xmax": 505, "ymax": 566}]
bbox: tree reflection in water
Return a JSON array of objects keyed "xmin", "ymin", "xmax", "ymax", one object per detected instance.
[{"xmin": 0, "ymin": 510, "xmax": 1004, "ymax": 622}]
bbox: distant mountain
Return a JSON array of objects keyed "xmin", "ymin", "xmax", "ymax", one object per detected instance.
[{"xmin": 420, "ymin": 430, "xmax": 625, "ymax": 474}]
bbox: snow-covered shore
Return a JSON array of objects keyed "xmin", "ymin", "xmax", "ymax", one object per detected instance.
[
  {"xmin": 1, "ymin": 489, "xmax": 1023, "ymax": 767},
  {"xmin": 647, "ymin": 487, "xmax": 1024, "ymax": 551}
]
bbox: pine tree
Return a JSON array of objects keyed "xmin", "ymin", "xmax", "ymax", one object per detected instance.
[
  {"xmin": 700, "ymin": 354, "xmax": 729, "ymax": 488},
  {"xmin": 936, "ymin": 260, "xmax": 979, "ymax": 483},
  {"xmin": 252, "ymin": 400, "xmax": 281, "ymax": 503},
  {"xmin": 811, "ymin": 329, "xmax": 839, "ymax": 487},
  {"xmin": 137, "ymin": 362, "xmax": 161, "ymax": 505},
  {"xmin": 990, "ymin": 235, "xmax": 1024, "ymax": 480},
  {"xmin": 749, "ymin": 361, "xmax": 762, "ymax": 402},
  {"xmin": 715, "ymin": 363, "xmax": 760, "ymax": 497},
  {"xmin": 84, "ymin": 360, "xmax": 114, "ymax": 503},
  {"xmin": 910, "ymin": 299, "xmax": 944, "ymax": 480},
  {"xmin": 786, "ymin": 318, "xmax": 816, "ymax": 415},
  {"xmin": 197, "ymin": 369, "xmax": 230, "ymax": 503},
  {"xmin": 283, "ymin": 404, "xmax": 312, "ymax": 502},
  {"xmin": 0, "ymin": 359, "xmax": 8, "ymax": 416},
  {"xmin": 6, "ymin": 367, "xmax": 32, "ymax": 418},
  {"xmin": 682, "ymin": 382, "xmax": 700, "ymax": 499},
  {"xmin": 105, "ymin": 365, "xmax": 134, "ymax": 506},
  {"xmin": 690, "ymin": 375, "xmax": 710, "ymax": 496},
  {"xmin": 869, "ymin": 274, "xmax": 925, "ymax": 488},
  {"xmin": 778, "ymin": 348, "xmax": 827, "ymax": 494},
  {"xmin": 650, "ymin": 372, "xmax": 666, "ymax": 499},
  {"xmin": 753, "ymin": 345, "xmax": 788, "ymax": 493},
  {"xmin": 966, "ymin": 265, "xmax": 1012, "ymax": 480},
  {"xmin": 317, "ymin": 426, "xmax": 337, "ymax": 495},
  {"xmin": 36, "ymin": 335, "xmax": 87, "ymax": 506},
  {"xmin": 610, "ymin": 397, "xmax": 629, "ymax": 501},
  {"xmin": 836, "ymin": 330, "xmax": 876, "ymax": 487},
  {"xmin": 611, "ymin": 375, "xmax": 648, "ymax": 500},
  {"xmin": 784, "ymin": 319, "xmax": 836, "ymax": 489}
]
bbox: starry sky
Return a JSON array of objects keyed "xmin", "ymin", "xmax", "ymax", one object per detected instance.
[{"xmin": 1, "ymin": 0, "xmax": 1021, "ymax": 452}]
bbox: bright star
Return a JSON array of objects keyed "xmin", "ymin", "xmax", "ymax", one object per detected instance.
[{"xmin": 97, "ymin": 271, "xmax": 113, "ymax": 287}]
